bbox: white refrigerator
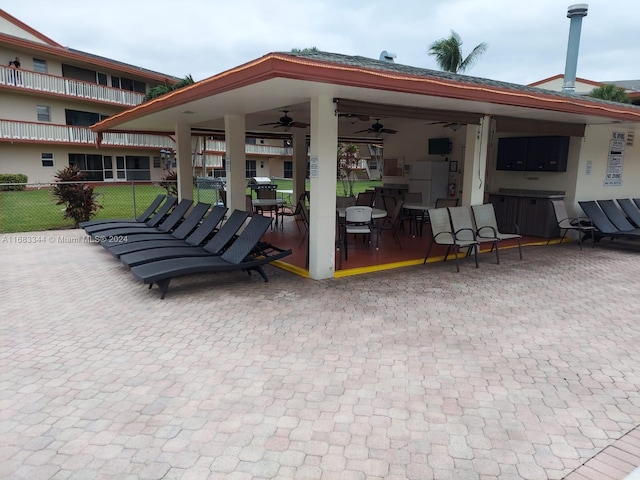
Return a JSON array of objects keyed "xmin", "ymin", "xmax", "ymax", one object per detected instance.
[{"xmin": 408, "ymin": 161, "xmax": 449, "ymax": 204}]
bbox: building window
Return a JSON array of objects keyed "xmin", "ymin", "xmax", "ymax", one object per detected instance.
[
  {"xmin": 41, "ymin": 153, "xmax": 54, "ymax": 167},
  {"xmin": 33, "ymin": 58, "xmax": 48, "ymax": 74},
  {"xmin": 125, "ymin": 156, "xmax": 151, "ymax": 180},
  {"xmin": 283, "ymin": 161, "xmax": 293, "ymax": 179},
  {"xmin": 65, "ymin": 109, "xmax": 107, "ymax": 126},
  {"xmin": 246, "ymin": 160, "xmax": 257, "ymax": 179},
  {"xmin": 36, "ymin": 105, "xmax": 51, "ymax": 122},
  {"xmin": 97, "ymin": 73, "xmax": 107, "ymax": 85},
  {"xmin": 153, "ymin": 157, "xmax": 161, "ymax": 168}
]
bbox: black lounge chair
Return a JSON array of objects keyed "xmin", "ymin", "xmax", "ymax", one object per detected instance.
[
  {"xmin": 79, "ymin": 194, "xmax": 166, "ymax": 228},
  {"xmin": 106, "ymin": 205, "xmax": 227, "ymax": 257},
  {"xmin": 83, "ymin": 196, "xmax": 177, "ymax": 234},
  {"xmin": 578, "ymin": 201, "xmax": 640, "ymax": 240},
  {"xmin": 616, "ymin": 199, "xmax": 640, "ymax": 228},
  {"xmin": 88, "ymin": 199, "xmax": 193, "ymax": 240},
  {"xmin": 597, "ymin": 199, "xmax": 640, "ymax": 233},
  {"xmin": 119, "ymin": 209, "xmax": 249, "ymax": 267},
  {"xmin": 130, "ymin": 214, "xmax": 292, "ymax": 299},
  {"xmin": 101, "ymin": 202, "xmax": 215, "ymax": 251}
]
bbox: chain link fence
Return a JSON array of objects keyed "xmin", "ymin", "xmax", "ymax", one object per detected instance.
[{"xmin": 0, "ymin": 180, "xmax": 226, "ymax": 233}]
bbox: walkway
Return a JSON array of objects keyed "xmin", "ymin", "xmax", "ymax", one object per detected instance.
[{"xmin": 2, "ymin": 229, "xmax": 640, "ymax": 479}]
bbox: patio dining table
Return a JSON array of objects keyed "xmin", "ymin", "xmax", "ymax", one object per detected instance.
[
  {"xmin": 252, "ymin": 198, "xmax": 287, "ymax": 228},
  {"xmin": 402, "ymin": 203, "xmax": 434, "ymax": 237}
]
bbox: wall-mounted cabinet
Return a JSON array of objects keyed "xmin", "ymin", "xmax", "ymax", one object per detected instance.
[{"xmin": 496, "ymin": 136, "xmax": 569, "ymax": 172}]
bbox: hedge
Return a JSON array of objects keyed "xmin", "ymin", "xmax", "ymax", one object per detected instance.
[{"xmin": 0, "ymin": 174, "xmax": 28, "ymax": 191}]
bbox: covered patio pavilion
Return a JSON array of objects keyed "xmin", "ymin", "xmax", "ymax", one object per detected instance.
[{"xmin": 92, "ymin": 50, "xmax": 640, "ymax": 280}]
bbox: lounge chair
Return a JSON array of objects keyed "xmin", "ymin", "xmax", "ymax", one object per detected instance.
[
  {"xmin": 616, "ymin": 199, "xmax": 640, "ymax": 228},
  {"xmin": 101, "ymin": 202, "xmax": 212, "ymax": 248},
  {"xmin": 88, "ymin": 199, "xmax": 193, "ymax": 240},
  {"xmin": 83, "ymin": 196, "xmax": 177, "ymax": 234},
  {"xmin": 129, "ymin": 214, "xmax": 292, "ymax": 299},
  {"xmin": 101, "ymin": 203, "xmax": 220, "ymax": 254},
  {"xmin": 118, "ymin": 209, "xmax": 250, "ymax": 267},
  {"xmin": 472, "ymin": 203, "xmax": 522, "ymax": 260},
  {"xmin": 423, "ymin": 207, "xmax": 478, "ymax": 271},
  {"xmin": 597, "ymin": 199, "xmax": 640, "ymax": 233},
  {"xmin": 578, "ymin": 201, "xmax": 640, "ymax": 240},
  {"xmin": 78, "ymin": 194, "xmax": 166, "ymax": 228}
]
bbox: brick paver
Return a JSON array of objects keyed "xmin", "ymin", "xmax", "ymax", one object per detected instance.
[{"xmin": 2, "ymin": 229, "xmax": 640, "ymax": 479}]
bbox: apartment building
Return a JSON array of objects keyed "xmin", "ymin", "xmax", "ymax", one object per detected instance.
[{"xmin": 0, "ymin": 9, "xmax": 294, "ymax": 184}]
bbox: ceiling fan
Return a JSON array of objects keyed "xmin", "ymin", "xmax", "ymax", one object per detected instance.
[
  {"xmin": 426, "ymin": 121, "xmax": 463, "ymax": 131},
  {"xmin": 338, "ymin": 113, "xmax": 370, "ymax": 122},
  {"xmin": 353, "ymin": 118, "xmax": 397, "ymax": 135},
  {"xmin": 259, "ymin": 110, "xmax": 309, "ymax": 129}
]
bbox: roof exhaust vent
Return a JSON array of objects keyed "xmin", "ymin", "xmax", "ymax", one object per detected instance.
[
  {"xmin": 562, "ymin": 4, "xmax": 588, "ymax": 93},
  {"xmin": 379, "ymin": 51, "xmax": 396, "ymax": 63}
]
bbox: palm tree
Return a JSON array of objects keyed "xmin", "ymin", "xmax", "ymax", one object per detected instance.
[
  {"xmin": 428, "ymin": 30, "xmax": 487, "ymax": 73},
  {"xmin": 589, "ymin": 84, "xmax": 631, "ymax": 103},
  {"xmin": 143, "ymin": 74, "xmax": 195, "ymax": 102}
]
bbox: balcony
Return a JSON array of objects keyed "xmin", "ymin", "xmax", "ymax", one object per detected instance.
[
  {"xmin": 0, "ymin": 66, "xmax": 144, "ymax": 106},
  {"xmin": 0, "ymin": 120, "xmax": 295, "ymax": 156},
  {"xmin": 0, "ymin": 120, "xmax": 173, "ymax": 149}
]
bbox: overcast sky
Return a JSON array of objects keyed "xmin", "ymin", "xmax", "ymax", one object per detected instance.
[{"xmin": 3, "ymin": 0, "xmax": 638, "ymax": 86}]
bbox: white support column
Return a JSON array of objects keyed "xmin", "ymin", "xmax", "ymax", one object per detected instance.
[
  {"xmin": 175, "ymin": 123, "xmax": 193, "ymax": 201},
  {"xmin": 308, "ymin": 96, "xmax": 338, "ymax": 280},
  {"xmin": 292, "ymin": 131, "xmax": 307, "ymax": 203},
  {"xmin": 224, "ymin": 114, "xmax": 247, "ymax": 212},
  {"xmin": 461, "ymin": 115, "xmax": 491, "ymax": 206}
]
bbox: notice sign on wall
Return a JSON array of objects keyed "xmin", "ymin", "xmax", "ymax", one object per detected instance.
[{"xmin": 604, "ymin": 131, "xmax": 625, "ymax": 186}]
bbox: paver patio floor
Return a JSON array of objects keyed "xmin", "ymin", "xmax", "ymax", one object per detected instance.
[{"xmin": 1, "ymin": 229, "xmax": 640, "ymax": 479}]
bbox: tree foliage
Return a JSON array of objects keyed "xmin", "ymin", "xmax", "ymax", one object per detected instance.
[
  {"xmin": 589, "ymin": 84, "xmax": 631, "ymax": 103},
  {"xmin": 428, "ymin": 30, "xmax": 487, "ymax": 73},
  {"xmin": 291, "ymin": 47, "xmax": 320, "ymax": 54},
  {"xmin": 337, "ymin": 143, "xmax": 360, "ymax": 197},
  {"xmin": 143, "ymin": 74, "xmax": 195, "ymax": 102}
]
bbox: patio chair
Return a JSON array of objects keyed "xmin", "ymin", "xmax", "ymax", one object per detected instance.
[
  {"xmin": 88, "ymin": 199, "xmax": 193, "ymax": 240},
  {"xmin": 578, "ymin": 200, "xmax": 640, "ymax": 241},
  {"xmin": 356, "ymin": 191, "xmax": 375, "ymax": 207},
  {"xmin": 283, "ymin": 193, "xmax": 312, "ymax": 231},
  {"xmin": 423, "ymin": 207, "xmax": 478, "ymax": 272},
  {"xmin": 548, "ymin": 199, "xmax": 595, "ymax": 250},
  {"xmin": 106, "ymin": 205, "xmax": 227, "ymax": 258},
  {"xmin": 101, "ymin": 202, "xmax": 213, "ymax": 249},
  {"xmin": 372, "ymin": 198, "xmax": 405, "ymax": 249},
  {"xmin": 342, "ymin": 206, "xmax": 373, "ymax": 261},
  {"xmin": 78, "ymin": 194, "xmax": 165, "ymax": 228},
  {"xmin": 83, "ymin": 196, "xmax": 177, "ymax": 234},
  {"xmin": 616, "ymin": 199, "xmax": 640, "ymax": 228},
  {"xmin": 472, "ymin": 203, "xmax": 522, "ymax": 260},
  {"xmin": 448, "ymin": 206, "xmax": 499, "ymax": 264},
  {"xmin": 129, "ymin": 214, "xmax": 292, "ymax": 299},
  {"xmin": 118, "ymin": 209, "xmax": 249, "ymax": 267}
]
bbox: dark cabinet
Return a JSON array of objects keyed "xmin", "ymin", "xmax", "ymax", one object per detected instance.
[
  {"xmin": 489, "ymin": 194, "xmax": 560, "ymax": 238},
  {"xmin": 496, "ymin": 136, "xmax": 569, "ymax": 172}
]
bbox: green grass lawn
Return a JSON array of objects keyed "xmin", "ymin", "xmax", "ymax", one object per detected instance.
[{"xmin": 0, "ymin": 179, "xmax": 382, "ymax": 233}]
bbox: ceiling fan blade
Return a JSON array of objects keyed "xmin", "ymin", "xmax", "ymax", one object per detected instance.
[
  {"xmin": 290, "ymin": 122, "xmax": 309, "ymax": 128},
  {"xmin": 353, "ymin": 128, "xmax": 372, "ymax": 134},
  {"xmin": 259, "ymin": 122, "xmax": 279, "ymax": 126},
  {"xmin": 381, "ymin": 128, "xmax": 398, "ymax": 134}
]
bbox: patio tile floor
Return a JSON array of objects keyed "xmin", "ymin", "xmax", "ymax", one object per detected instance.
[{"xmin": 2, "ymin": 229, "xmax": 640, "ymax": 479}]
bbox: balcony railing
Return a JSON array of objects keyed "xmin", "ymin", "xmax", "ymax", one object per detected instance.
[
  {"xmin": 0, "ymin": 120, "xmax": 173, "ymax": 149},
  {"xmin": 0, "ymin": 120, "xmax": 294, "ymax": 156},
  {"xmin": 0, "ymin": 66, "xmax": 144, "ymax": 106}
]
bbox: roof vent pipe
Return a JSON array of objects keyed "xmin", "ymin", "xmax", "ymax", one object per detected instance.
[
  {"xmin": 562, "ymin": 4, "xmax": 588, "ymax": 93},
  {"xmin": 379, "ymin": 51, "xmax": 396, "ymax": 63}
]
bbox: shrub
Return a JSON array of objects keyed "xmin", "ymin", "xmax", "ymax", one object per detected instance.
[
  {"xmin": 158, "ymin": 170, "xmax": 178, "ymax": 196},
  {"xmin": 0, "ymin": 173, "xmax": 28, "ymax": 191},
  {"xmin": 52, "ymin": 166, "xmax": 102, "ymax": 228}
]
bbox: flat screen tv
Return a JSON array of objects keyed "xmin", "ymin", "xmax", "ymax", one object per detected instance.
[{"xmin": 428, "ymin": 137, "xmax": 451, "ymax": 155}]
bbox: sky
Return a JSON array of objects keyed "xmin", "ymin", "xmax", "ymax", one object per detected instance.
[{"xmin": 3, "ymin": 0, "xmax": 639, "ymax": 86}]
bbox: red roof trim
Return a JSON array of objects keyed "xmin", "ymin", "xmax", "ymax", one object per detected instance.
[
  {"xmin": 93, "ymin": 53, "xmax": 640, "ymax": 132},
  {"xmin": 529, "ymin": 73, "xmax": 602, "ymax": 88},
  {"xmin": 0, "ymin": 9, "xmax": 62, "ymax": 47}
]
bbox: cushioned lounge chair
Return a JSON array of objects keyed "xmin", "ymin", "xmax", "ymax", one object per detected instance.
[
  {"xmin": 79, "ymin": 194, "xmax": 166, "ymax": 228},
  {"xmin": 101, "ymin": 203, "xmax": 218, "ymax": 253},
  {"xmin": 118, "ymin": 209, "xmax": 250, "ymax": 267},
  {"xmin": 88, "ymin": 199, "xmax": 193, "ymax": 240},
  {"xmin": 616, "ymin": 199, "xmax": 640, "ymax": 228},
  {"xmin": 578, "ymin": 201, "xmax": 640, "ymax": 240},
  {"xmin": 83, "ymin": 196, "xmax": 177, "ymax": 234},
  {"xmin": 129, "ymin": 214, "xmax": 292, "ymax": 299}
]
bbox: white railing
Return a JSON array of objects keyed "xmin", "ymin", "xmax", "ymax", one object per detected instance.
[
  {"xmin": 205, "ymin": 140, "xmax": 292, "ymax": 156},
  {"xmin": 0, "ymin": 120, "xmax": 174, "ymax": 149},
  {"xmin": 0, "ymin": 66, "xmax": 144, "ymax": 106}
]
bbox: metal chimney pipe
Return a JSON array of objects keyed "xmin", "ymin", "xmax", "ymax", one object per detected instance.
[{"xmin": 562, "ymin": 4, "xmax": 588, "ymax": 93}]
